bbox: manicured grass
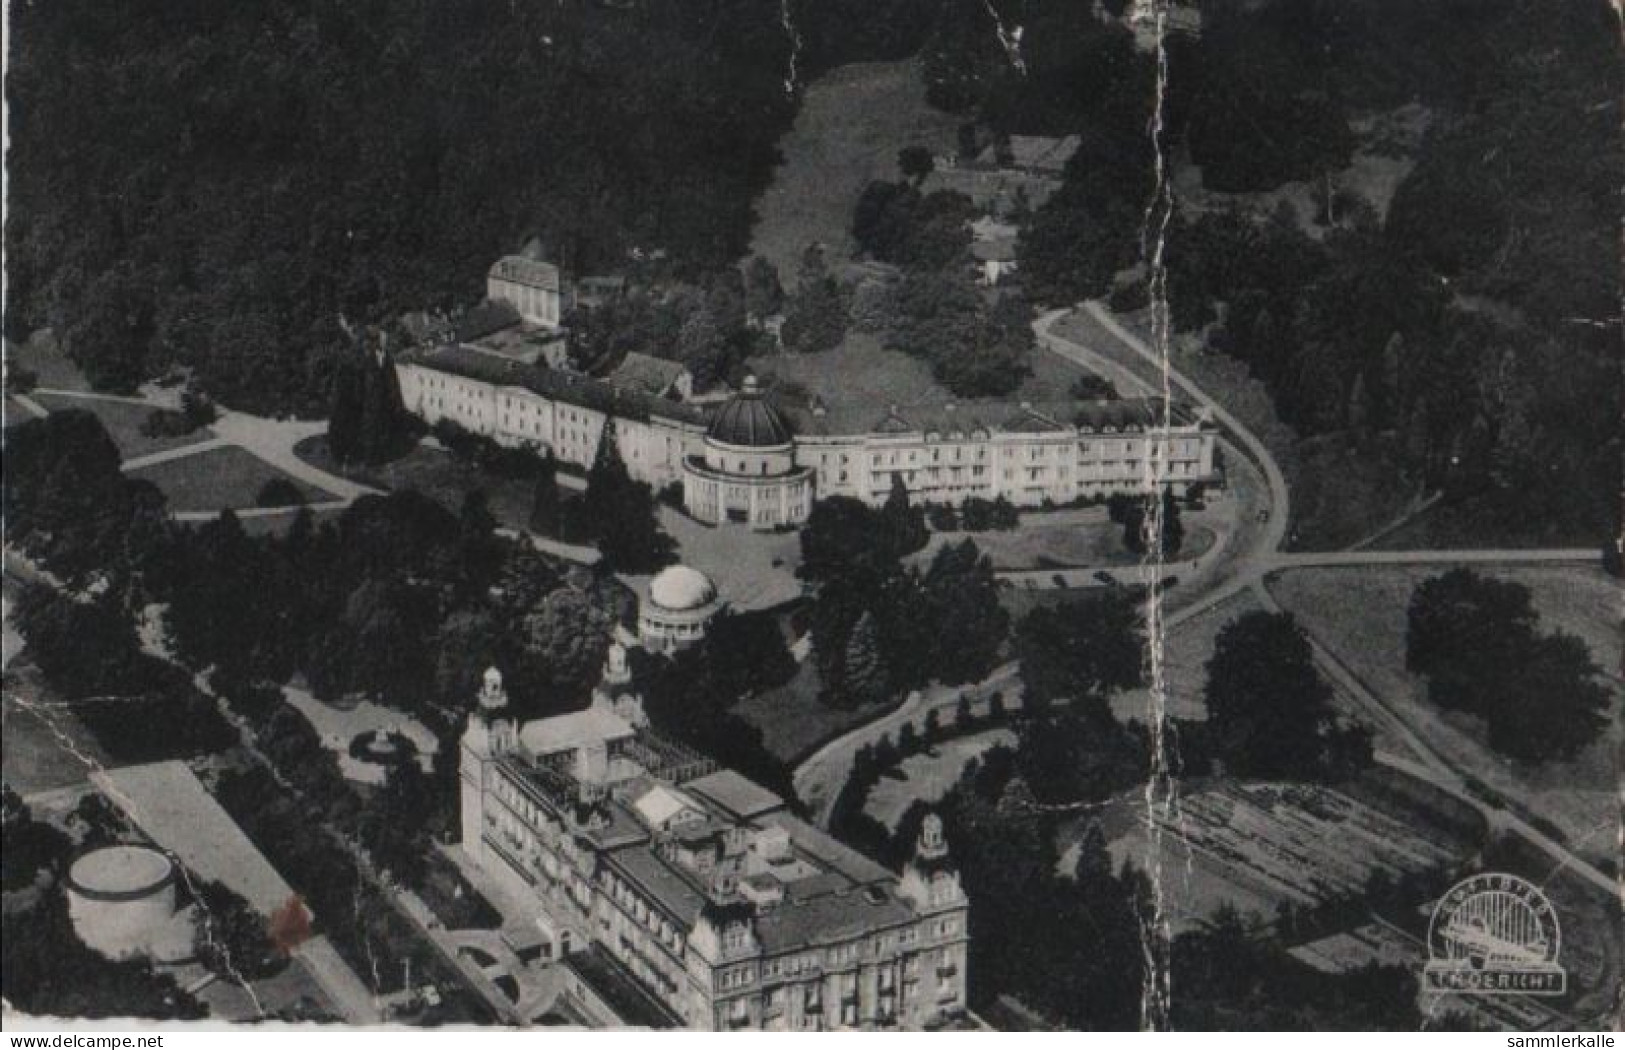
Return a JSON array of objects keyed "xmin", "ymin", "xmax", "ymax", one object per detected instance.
[
  {"xmin": 731, "ymin": 657, "xmax": 879, "ymax": 765},
  {"xmin": 295, "ymin": 436, "xmax": 539, "ymax": 533},
  {"xmin": 1268, "ymin": 564, "xmax": 1623, "ymax": 866},
  {"xmin": 1, "ymin": 670, "xmax": 114, "ymax": 795},
  {"xmin": 915, "ymin": 522, "xmax": 1216, "ymax": 573},
  {"xmin": 863, "ymin": 727, "xmax": 1016, "ymax": 830},
  {"xmin": 748, "ymin": 59, "xmax": 961, "ymax": 276},
  {"xmin": 1370, "ymin": 495, "xmax": 1609, "ymax": 551},
  {"xmin": 755, "ymin": 326, "xmax": 1093, "ymax": 425},
  {"xmin": 31, "ymin": 391, "xmax": 212, "ymax": 460},
  {"xmin": 7, "ymin": 329, "xmax": 93, "ymax": 392},
  {"xmin": 128, "ymin": 445, "xmax": 334, "ymax": 512},
  {"xmin": 1109, "ymin": 590, "xmax": 1265, "ymax": 725}
]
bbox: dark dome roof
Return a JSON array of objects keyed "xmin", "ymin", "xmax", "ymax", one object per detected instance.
[{"xmin": 706, "ymin": 376, "xmax": 793, "ymax": 448}]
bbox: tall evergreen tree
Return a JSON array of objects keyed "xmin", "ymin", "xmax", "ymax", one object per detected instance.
[
  {"xmin": 841, "ymin": 610, "xmax": 892, "ymax": 708},
  {"xmin": 327, "ymin": 362, "xmax": 364, "ymax": 465},
  {"xmin": 583, "ymin": 419, "xmax": 671, "ymax": 573},
  {"xmin": 528, "ymin": 453, "xmax": 563, "ymax": 536},
  {"xmin": 921, "ymin": 539, "xmax": 1009, "ymax": 685},
  {"xmin": 880, "ymin": 474, "xmax": 929, "ymax": 558}
]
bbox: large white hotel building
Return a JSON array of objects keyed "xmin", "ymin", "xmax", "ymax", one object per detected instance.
[{"xmin": 396, "ymin": 263, "xmax": 1219, "ymax": 529}]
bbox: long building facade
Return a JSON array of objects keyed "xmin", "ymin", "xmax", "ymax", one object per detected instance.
[
  {"xmin": 396, "ymin": 318, "xmax": 1218, "ymax": 531},
  {"xmin": 459, "ymin": 666, "xmax": 971, "ymax": 1030}
]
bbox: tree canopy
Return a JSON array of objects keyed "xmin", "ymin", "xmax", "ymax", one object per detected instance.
[{"xmin": 1407, "ymin": 569, "xmax": 1609, "ymax": 762}]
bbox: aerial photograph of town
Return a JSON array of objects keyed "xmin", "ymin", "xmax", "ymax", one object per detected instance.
[{"xmin": 3, "ymin": 0, "xmax": 1621, "ymax": 1035}]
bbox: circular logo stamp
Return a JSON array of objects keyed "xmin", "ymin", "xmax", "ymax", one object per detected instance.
[{"xmin": 1424, "ymin": 872, "xmax": 1565, "ymax": 996}]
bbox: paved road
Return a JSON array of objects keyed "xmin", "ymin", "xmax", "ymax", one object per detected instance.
[
  {"xmin": 209, "ymin": 411, "xmax": 383, "ymax": 503},
  {"xmin": 293, "ymin": 936, "xmax": 385, "ymax": 1024},
  {"xmin": 1034, "ymin": 306, "xmax": 1292, "ymax": 629},
  {"xmin": 1271, "ymin": 548, "xmax": 1600, "ymax": 569},
  {"xmin": 121, "ymin": 436, "xmax": 232, "ymax": 473},
  {"xmin": 1037, "ymin": 302, "xmax": 1615, "ymax": 904},
  {"xmin": 23, "ymin": 387, "xmax": 381, "ymax": 512}
]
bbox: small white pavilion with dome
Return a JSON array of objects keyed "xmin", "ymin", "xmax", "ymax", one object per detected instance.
[{"xmin": 637, "ymin": 564, "xmax": 724, "ymax": 653}]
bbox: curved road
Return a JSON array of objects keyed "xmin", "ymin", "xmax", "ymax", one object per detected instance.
[
  {"xmin": 1037, "ymin": 302, "xmax": 1614, "ymax": 900},
  {"xmin": 1036, "ymin": 304, "xmax": 1292, "ymax": 627}
]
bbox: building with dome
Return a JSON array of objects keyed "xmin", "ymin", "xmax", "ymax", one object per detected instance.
[
  {"xmin": 639, "ymin": 565, "xmax": 725, "ymax": 652},
  {"xmin": 681, "ymin": 377, "xmax": 815, "ymax": 528},
  {"xmin": 394, "ymin": 258, "xmax": 1218, "ymax": 531}
]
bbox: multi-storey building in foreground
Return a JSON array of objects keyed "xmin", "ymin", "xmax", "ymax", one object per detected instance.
[{"xmin": 459, "ymin": 663, "xmax": 970, "ymax": 1030}]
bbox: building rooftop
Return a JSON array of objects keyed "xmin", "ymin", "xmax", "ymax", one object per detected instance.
[
  {"xmin": 686, "ymin": 769, "xmax": 787, "ymax": 821},
  {"xmin": 66, "ymin": 844, "xmax": 175, "ymax": 900},
  {"xmin": 779, "ymin": 395, "xmax": 1196, "ymax": 440},
  {"xmin": 605, "ymin": 352, "xmax": 689, "ymax": 399},
  {"xmin": 608, "ymin": 843, "xmax": 709, "ymax": 926},
  {"xmin": 706, "ymin": 376, "xmax": 794, "ymax": 448},
  {"xmin": 631, "ymin": 782, "xmax": 702, "ymax": 830},
  {"xmin": 400, "ymin": 343, "xmax": 709, "ymax": 428},
  {"xmin": 520, "ymin": 706, "xmax": 636, "ymax": 757},
  {"xmin": 489, "ymin": 255, "xmax": 563, "ymax": 292},
  {"xmin": 753, "ymin": 881, "xmax": 917, "ymax": 954},
  {"xmin": 646, "ymin": 564, "xmax": 718, "ymax": 613}
]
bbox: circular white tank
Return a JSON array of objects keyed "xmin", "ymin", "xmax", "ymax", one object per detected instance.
[{"xmin": 65, "ymin": 844, "xmax": 179, "ymax": 962}]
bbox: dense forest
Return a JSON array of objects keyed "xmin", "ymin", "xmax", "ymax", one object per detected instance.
[
  {"xmin": 993, "ymin": 0, "xmax": 1621, "ymax": 542},
  {"xmin": 8, "ymin": 0, "xmax": 1619, "ymax": 539},
  {"xmin": 5, "ymin": 0, "xmax": 807, "ymax": 412}
]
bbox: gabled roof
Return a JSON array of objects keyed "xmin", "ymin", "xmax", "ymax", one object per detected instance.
[
  {"xmin": 631, "ymin": 783, "xmax": 701, "ymax": 830},
  {"xmin": 606, "ymin": 352, "xmax": 689, "ymax": 398},
  {"xmin": 489, "ymin": 255, "xmax": 562, "ymax": 292},
  {"xmin": 399, "ymin": 344, "xmax": 710, "ymax": 428}
]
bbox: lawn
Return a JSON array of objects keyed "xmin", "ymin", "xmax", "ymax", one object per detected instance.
[
  {"xmin": 914, "ymin": 521, "xmax": 1216, "ymax": 573},
  {"xmin": 732, "ymin": 656, "xmax": 880, "ymax": 765},
  {"xmin": 1268, "ymin": 564, "xmax": 1623, "ymax": 866},
  {"xmin": 31, "ymin": 391, "xmax": 213, "ymax": 460},
  {"xmin": 1369, "ymin": 495, "xmax": 1610, "ymax": 551},
  {"xmin": 296, "ymin": 436, "xmax": 538, "ymax": 532},
  {"xmin": 1, "ymin": 670, "xmax": 113, "ymax": 795},
  {"xmin": 863, "ymin": 727, "xmax": 1016, "ymax": 830},
  {"xmin": 1109, "ymin": 590, "xmax": 1266, "ymax": 725},
  {"xmin": 128, "ymin": 445, "xmax": 335, "ymax": 513},
  {"xmin": 7, "ymin": 329, "xmax": 93, "ymax": 392},
  {"xmin": 754, "ymin": 327, "xmax": 1094, "ymax": 427},
  {"xmin": 748, "ymin": 58, "xmax": 961, "ymax": 276}
]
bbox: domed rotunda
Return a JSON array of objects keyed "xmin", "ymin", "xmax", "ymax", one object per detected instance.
[
  {"xmin": 639, "ymin": 564, "xmax": 724, "ymax": 653},
  {"xmin": 682, "ymin": 376, "xmax": 814, "ymax": 528}
]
